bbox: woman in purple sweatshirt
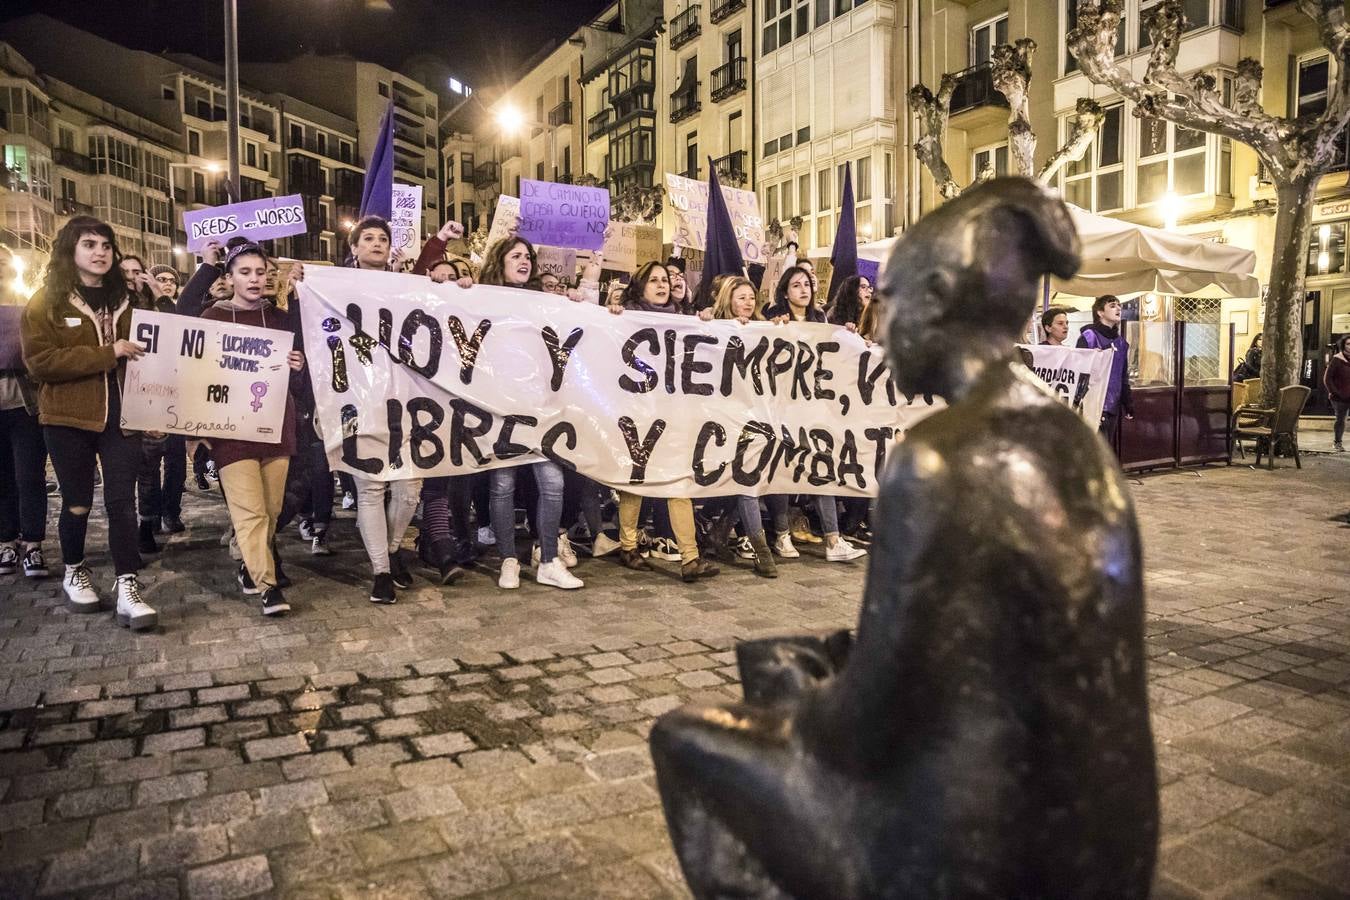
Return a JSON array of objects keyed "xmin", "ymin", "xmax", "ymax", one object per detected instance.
[{"xmin": 1076, "ymin": 294, "xmax": 1133, "ymax": 438}]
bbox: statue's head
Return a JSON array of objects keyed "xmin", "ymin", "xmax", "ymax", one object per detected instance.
[{"xmin": 878, "ymin": 177, "xmax": 1080, "ymax": 398}]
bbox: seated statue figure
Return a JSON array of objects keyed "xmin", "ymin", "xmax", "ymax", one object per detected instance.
[{"xmin": 650, "ymin": 177, "xmax": 1159, "ymax": 899}]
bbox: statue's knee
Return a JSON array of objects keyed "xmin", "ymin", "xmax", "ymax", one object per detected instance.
[{"xmin": 67, "ymin": 505, "xmax": 90, "ymax": 517}]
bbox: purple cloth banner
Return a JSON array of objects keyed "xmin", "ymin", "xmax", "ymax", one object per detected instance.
[
  {"xmin": 517, "ymin": 179, "xmax": 610, "ymax": 252},
  {"xmin": 857, "ymin": 258, "xmax": 880, "ymax": 284},
  {"xmin": 183, "ymin": 194, "xmax": 307, "ymax": 251}
]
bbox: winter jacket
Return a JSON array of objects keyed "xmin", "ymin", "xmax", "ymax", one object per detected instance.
[
  {"xmin": 1325, "ymin": 353, "xmax": 1350, "ymax": 403},
  {"xmin": 1077, "ymin": 322, "xmax": 1133, "ymax": 416},
  {"xmin": 413, "ymin": 235, "xmax": 447, "ymax": 276},
  {"xmin": 20, "ymin": 286, "xmax": 135, "ymax": 432},
  {"xmin": 177, "ymin": 261, "xmax": 223, "ymax": 316}
]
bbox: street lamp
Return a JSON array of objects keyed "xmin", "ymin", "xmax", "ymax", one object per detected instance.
[{"xmin": 494, "ymin": 104, "xmax": 558, "ymax": 184}]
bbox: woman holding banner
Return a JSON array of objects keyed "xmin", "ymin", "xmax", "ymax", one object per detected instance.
[
  {"xmin": 1076, "ymin": 294, "xmax": 1133, "ymax": 439},
  {"xmin": 477, "ymin": 236, "xmax": 586, "ymax": 590},
  {"xmin": 762, "ymin": 266, "xmax": 868, "ymax": 563},
  {"xmin": 199, "ymin": 242, "xmax": 304, "ymax": 617},
  {"xmin": 19, "ymin": 216, "xmax": 159, "ymax": 630},
  {"xmin": 607, "ymin": 261, "xmax": 720, "ymax": 582}
]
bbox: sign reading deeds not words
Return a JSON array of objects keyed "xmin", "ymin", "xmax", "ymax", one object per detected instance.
[
  {"xmin": 120, "ymin": 309, "xmax": 292, "ymax": 441},
  {"xmin": 183, "ymin": 194, "xmax": 307, "ymax": 251},
  {"xmin": 517, "ymin": 179, "xmax": 610, "ymax": 251}
]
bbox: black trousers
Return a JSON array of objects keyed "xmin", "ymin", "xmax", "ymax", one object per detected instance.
[
  {"xmin": 137, "ymin": 434, "xmax": 186, "ymax": 520},
  {"xmin": 295, "ymin": 439, "xmax": 334, "ymax": 527},
  {"xmin": 45, "ymin": 424, "xmax": 141, "ymax": 575},
  {"xmin": 0, "ymin": 406, "xmax": 49, "ymax": 544}
]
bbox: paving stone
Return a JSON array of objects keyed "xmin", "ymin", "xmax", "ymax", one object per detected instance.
[
  {"xmin": 141, "ymin": 728, "xmax": 206, "ymax": 756},
  {"xmin": 289, "ymin": 690, "xmax": 338, "ymax": 711},
  {"xmin": 39, "ymin": 844, "xmax": 138, "ymax": 893},
  {"xmin": 308, "ymin": 798, "xmax": 387, "ymax": 837},
  {"xmin": 184, "ymin": 855, "xmax": 272, "ymax": 900},
  {"xmin": 282, "ymin": 751, "xmax": 351, "ymax": 781},
  {"xmin": 352, "ymin": 742, "xmax": 411, "ymax": 766},
  {"xmin": 337, "ymin": 703, "xmax": 385, "ymax": 723},
  {"xmin": 411, "ymin": 732, "xmax": 476, "ymax": 757},
  {"xmin": 0, "ymin": 798, "xmax": 45, "ymax": 832},
  {"xmin": 136, "ymin": 771, "xmax": 208, "ymax": 806},
  {"xmin": 75, "ymin": 698, "xmax": 137, "ymax": 719},
  {"xmin": 372, "ymin": 717, "xmax": 426, "ymax": 739},
  {"xmin": 226, "ymin": 810, "xmax": 311, "ymax": 855},
  {"xmin": 171, "ymin": 747, "xmax": 242, "ymax": 773},
  {"xmin": 196, "ymin": 684, "xmax": 250, "ymax": 705},
  {"xmin": 349, "ymin": 821, "xmax": 447, "ymax": 866},
  {"xmin": 242, "ymin": 733, "xmax": 309, "ymax": 761},
  {"xmin": 257, "ymin": 779, "xmax": 328, "ymax": 815},
  {"xmin": 140, "ymin": 825, "xmax": 230, "ymax": 874},
  {"xmin": 585, "ymin": 652, "xmax": 634, "ymax": 669},
  {"xmin": 32, "ymin": 721, "xmax": 96, "ymax": 745},
  {"xmin": 52, "ymin": 783, "xmax": 132, "ymax": 819},
  {"xmin": 384, "ymin": 784, "xmax": 466, "ymax": 821},
  {"xmin": 174, "ymin": 790, "xmax": 255, "ymax": 827},
  {"xmin": 420, "ymin": 849, "xmax": 512, "ymax": 897}
]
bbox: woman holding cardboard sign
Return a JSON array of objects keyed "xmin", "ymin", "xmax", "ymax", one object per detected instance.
[
  {"xmin": 19, "ymin": 216, "xmax": 159, "ymax": 631},
  {"xmin": 199, "ymin": 242, "xmax": 304, "ymax": 617}
]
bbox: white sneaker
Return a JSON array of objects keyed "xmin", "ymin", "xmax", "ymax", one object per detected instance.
[
  {"xmin": 63, "ymin": 564, "xmax": 101, "ymax": 613},
  {"xmin": 115, "ymin": 574, "xmax": 158, "ymax": 631},
  {"xmin": 498, "ymin": 557, "xmax": 521, "ymax": 589},
  {"xmin": 556, "ymin": 532, "xmax": 578, "ymax": 568},
  {"xmin": 536, "ymin": 559, "xmax": 583, "ymax": 590},
  {"xmin": 0, "ymin": 543, "xmax": 17, "ymax": 575},
  {"xmin": 649, "ymin": 536, "xmax": 681, "ymax": 561},
  {"xmin": 825, "ymin": 537, "xmax": 867, "ymax": 562},
  {"xmin": 591, "ymin": 532, "xmax": 621, "ymax": 557},
  {"xmin": 773, "ymin": 533, "xmax": 800, "ymax": 559},
  {"xmin": 341, "ymin": 492, "xmax": 356, "ymax": 510},
  {"xmin": 477, "ymin": 525, "xmax": 495, "ymax": 546},
  {"xmin": 735, "ymin": 536, "xmax": 757, "ymax": 560}
]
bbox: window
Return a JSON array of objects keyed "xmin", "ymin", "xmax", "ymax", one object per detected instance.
[
  {"xmin": 818, "ymin": 168, "xmax": 831, "ymax": 211},
  {"xmin": 762, "ymin": 0, "xmax": 810, "ymax": 55},
  {"xmin": 799, "ymin": 173, "xmax": 811, "ymax": 216},
  {"xmin": 2, "ymin": 145, "xmax": 52, "ymax": 200},
  {"xmin": 317, "ymin": 133, "xmax": 327, "ymax": 156},
  {"xmin": 766, "ymin": 183, "xmax": 779, "ymax": 223},
  {"xmin": 855, "ymin": 156, "xmax": 871, "ymax": 201},
  {"xmin": 563, "ymin": 146, "xmax": 572, "ymax": 179},
  {"xmin": 728, "ymin": 111, "xmax": 744, "ymax": 153},
  {"xmin": 290, "ymin": 123, "xmax": 304, "ymax": 147},
  {"xmin": 461, "ymin": 202, "xmax": 476, "ymax": 227},
  {"xmin": 143, "ymin": 196, "xmax": 170, "ymax": 237},
  {"xmin": 780, "ymin": 179, "xmax": 794, "ymax": 218},
  {"xmin": 1137, "ymin": 113, "xmax": 1207, "ymax": 204},
  {"xmin": 60, "ymin": 177, "xmax": 77, "ymax": 201},
  {"xmin": 193, "ymin": 172, "xmax": 206, "ymax": 203},
  {"xmin": 88, "ymin": 134, "xmax": 140, "ymax": 182},
  {"xmin": 1139, "ymin": 0, "xmax": 1206, "ymax": 50},
  {"xmin": 973, "ymin": 143, "xmax": 1009, "ymax": 178},
  {"xmin": 536, "ymin": 161, "xmax": 545, "ymax": 181},
  {"xmin": 1062, "ymin": 102, "xmax": 1124, "ymax": 212},
  {"xmin": 817, "ymin": 212, "xmax": 832, "ymax": 247},
  {"xmin": 971, "ymin": 15, "xmax": 1008, "ymax": 67},
  {"xmin": 246, "ymin": 142, "xmax": 257, "ymax": 168},
  {"xmin": 340, "ymin": 140, "xmax": 354, "ymax": 163},
  {"xmin": 685, "ymin": 132, "xmax": 699, "ymax": 178},
  {"xmin": 726, "ymin": 29, "xmax": 743, "ymax": 63},
  {"xmin": 162, "ymin": 86, "xmax": 175, "ymax": 100},
  {"xmin": 378, "ymin": 82, "xmax": 390, "ymax": 97},
  {"xmin": 57, "ymin": 126, "xmax": 76, "ymax": 151},
  {"xmin": 188, "ymin": 129, "xmax": 201, "ymax": 157},
  {"xmin": 94, "ymin": 183, "xmax": 140, "ymax": 229},
  {"xmin": 1065, "ymin": 1, "xmax": 1124, "ymax": 74},
  {"xmin": 1297, "ymin": 54, "xmax": 1329, "ymax": 117},
  {"xmin": 461, "ymin": 153, "xmax": 475, "ymax": 181},
  {"xmin": 837, "ymin": 162, "xmax": 850, "ymax": 205},
  {"xmin": 144, "ymin": 153, "xmax": 170, "ymax": 194}
]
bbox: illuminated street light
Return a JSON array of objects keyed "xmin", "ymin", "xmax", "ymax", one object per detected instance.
[
  {"xmin": 495, "ymin": 105, "xmax": 525, "ymax": 135},
  {"xmin": 341, "ymin": 219, "xmax": 355, "ymax": 230},
  {"xmin": 1160, "ymin": 191, "xmax": 1181, "ymax": 231}
]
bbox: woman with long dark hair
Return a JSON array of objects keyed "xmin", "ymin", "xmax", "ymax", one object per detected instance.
[
  {"xmin": 19, "ymin": 216, "xmax": 158, "ymax": 629},
  {"xmin": 825, "ymin": 274, "xmax": 873, "ymax": 329},
  {"xmin": 477, "ymin": 236, "xmax": 585, "ymax": 591},
  {"xmin": 606, "ymin": 260, "xmax": 719, "ymax": 582}
]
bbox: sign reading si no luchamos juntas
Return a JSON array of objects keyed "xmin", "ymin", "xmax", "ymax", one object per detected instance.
[{"xmin": 297, "ymin": 267, "xmax": 938, "ymax": 498}]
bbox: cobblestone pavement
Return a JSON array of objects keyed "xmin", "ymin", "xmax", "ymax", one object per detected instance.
[{"xmin": 1, "ymin": 451, "xmax": 1348, "ymax": 899}]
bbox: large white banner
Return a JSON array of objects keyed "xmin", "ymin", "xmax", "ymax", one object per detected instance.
[
  {"xmin": 121, "ymin": 309, "xmax": 292, "ymax": 441},
  {"xmin": 298, "ymin": 267, "xmax": 935, "ymax": 497},
  {"xmin": 1019, "ymin": 343, "xmax": 1115, "ymax": 426}
]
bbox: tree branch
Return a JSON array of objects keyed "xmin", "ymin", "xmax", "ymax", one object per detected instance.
[
  {"xmin": 991, "ymin": 39, "xmax": 1038, "ymax": 177},
  {"xmin": 1298, "ymin": 0, "xmax": 1350, "ymax": 168},
  {"xmin": 1038, "ymin": 98, "xmax": 1106, "ymax": 183},
  {"xmin": 907, "ymin": 77, "xmax": 961, "ymax": 201},
  {"xmin": 1067, "ymin": 0, "xmax": 1286, "ymax": 165}
]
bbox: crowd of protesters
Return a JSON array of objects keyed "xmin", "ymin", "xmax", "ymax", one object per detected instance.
[{"xmin": 1, "ymin": 214, "xmax": 886, "ymax": 630}]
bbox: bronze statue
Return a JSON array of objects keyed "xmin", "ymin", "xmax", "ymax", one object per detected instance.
[{"xmin": 650, "ymin": 178, "xmax": 1158, "ymax": 899}]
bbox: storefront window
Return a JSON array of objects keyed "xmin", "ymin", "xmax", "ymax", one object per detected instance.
[{"xmin": 1307, "ymin": 221, "xmax": 1347, "ymax": 276}]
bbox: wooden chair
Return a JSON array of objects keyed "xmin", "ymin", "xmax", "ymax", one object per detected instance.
[
  {"xmin": 1232, "ymin": 385, "xmax": 1311, "ymax": 469},
  {"xmin": 1231, "ymin": 378, "xmax": 1272, "ymax": 458}
]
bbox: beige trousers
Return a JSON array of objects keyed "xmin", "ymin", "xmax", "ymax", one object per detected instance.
[
  {"xmin": 218, "ymin": 456, "xmax": 289, "ymax": 590},
  {"xmin": 617, "ymin": 492, "xmax": 699, "ymax": 563}
]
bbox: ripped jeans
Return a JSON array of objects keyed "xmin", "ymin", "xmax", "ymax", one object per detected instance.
[
  {"xmin": 45, "ymin": 424, "xmax": 141, "ymax": 575},
  {"xmin": 354, "ymin": 476, "xmax": 423, "ymax": 575}
]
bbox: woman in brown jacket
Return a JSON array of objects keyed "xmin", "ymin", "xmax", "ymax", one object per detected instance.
[{"xmin": 19, "ymin": 216, "xmax": 158, "ymax": 630}]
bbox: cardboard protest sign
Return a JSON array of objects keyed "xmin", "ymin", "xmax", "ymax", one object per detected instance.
[
  {"xmin": 390, "ymin": 183, "xmax": 422, "ymax": 261},
  {"xmin": 0, "ymin": 307, "xmax": 24, "ymax": 370},
  {"xmin": 183, "ymin": 195, "xmax": 307, "ymax": 251},
  {"xmin": 120, "ymin": 309, "xmax": 292, "ymax": 441},
  {"xmin": 1018, "ymin": 344, "xmax": 1115, "ymax": 426},
  {"xmin": 518, "ymin": 179, "xmax": 610, "ymax": 251},
  {"xmin": 665, "ymin": 173, "xmax": 766, "ymax": 264},
  {"xmin": 298, "ymin": 266, "xmax": 939, "ymax": 496},
  {"xmin": 536, "ymin": 246, "xmax": 577, "ymax": 281},
  {"xmin": 600, "ymin": 222, "xmax": 663, "ymax": 270},
  {"xmin": 486, "ymin": 195, "xmax": 520, "ymax": 251}
]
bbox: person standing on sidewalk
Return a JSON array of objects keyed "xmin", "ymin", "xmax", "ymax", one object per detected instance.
[
  {"xmin": 19, "ymin": 216, "xmax": 158, "ymax": 630},
  {"xmin": 1077, "ymin": 294, "xmax": 1134, "ymax": 440},
  {"xmin": 0, "ymin": 246, "xmax": 49, "ymax": 580},
  {"xmin": 199, "ymin": 243, "xmax": 304, "ymax": 616},
  {"xmin": 1325, "ymin": 334, "xmax": 1350, "ymax": 452}
]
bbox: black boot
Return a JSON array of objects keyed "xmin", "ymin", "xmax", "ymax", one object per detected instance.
[
  {"xmin": 272, "ymin": 542, "xmax": 292, "ymax": 589},
  {"xmin": 138, "ymin": 519, "xmax": 160, "ymax": 554}
]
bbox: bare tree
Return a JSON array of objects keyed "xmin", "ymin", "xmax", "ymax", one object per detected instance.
[
  {"xmin": 908, "ymin": 39, "xmax": 1105, "ymax": 200},
  {"xmin": 1068, "ymin": 0, "xmax": 1350, "ymax": 405}
]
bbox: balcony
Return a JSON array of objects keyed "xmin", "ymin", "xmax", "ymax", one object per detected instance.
[
  {"xmin": 709, "ymin": 0, "xmax": 745, "ymax": 23},
  {"xmin": 393, "ymin": 126, "xmax": 424, "ymax": 148},
  {"xmin": 473, "ymin": 161, "xmax": 500, "ymax": 189},
  {"xmin": 678, "ymin": 166, "xmax": 699, "ymax": 180},
  {"xmin": 947, "ymin": 62, "xmax": 1008, "ymax": 126},
  {"xmin": 710, "ymin": 57, "xmax": 746, "ymax": 102},
  {"xmin": 289, "ymin": 138, "xmax": 363, "ymax": 167},
  {"xmin": 670, "ymin": 85, "xmax": 702, "ymax": 124},
  {"xmin": 669, "ymin": 5, "xmax": 701, "ymax": 51},
  {"xmin": 57, "ymin": 198, "xmax": 94, "ymax": 216},
  {"xmin": 587, "ymin": 108, "xmax": 614, "ymax": 141},
  {"xmin": 548, "ymin": 100, "xmax": 574, "ymax": 128},
  {"xmin": 712, "ymin": 150, "xmax": 747, "ymax": 186},
  {"xmin": 53, "ymin": 147, "xmax": 92, "ymax": 173}
]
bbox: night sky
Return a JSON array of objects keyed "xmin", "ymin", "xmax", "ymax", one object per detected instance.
[{"xmin": 0, "ymin": 0, "xmax": 609, "ymax": 95}]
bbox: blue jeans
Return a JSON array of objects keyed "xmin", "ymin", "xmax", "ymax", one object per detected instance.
[
  {"xmin": 491, "ymin": 461, "xmax": 564, "ymax": 563},
  {"xmin": 766, "ymin": 494, "xmax": 839, "ymax": 536},
  {"xmin": 1332, "ymin": 398, "xmax": 1348, "ymax": 445}
]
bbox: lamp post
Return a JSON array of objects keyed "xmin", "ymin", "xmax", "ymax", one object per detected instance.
[
  {"xmin": 168, "ymin": 161, "xmax": 224, "ymax": 266},
  {"xmin": 223, "ymin": 0, "xmax": 241, "ymax": 202},
  {"xmin": 495, "ymin": 105, "xmax": 557, "ymax": 189}
]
